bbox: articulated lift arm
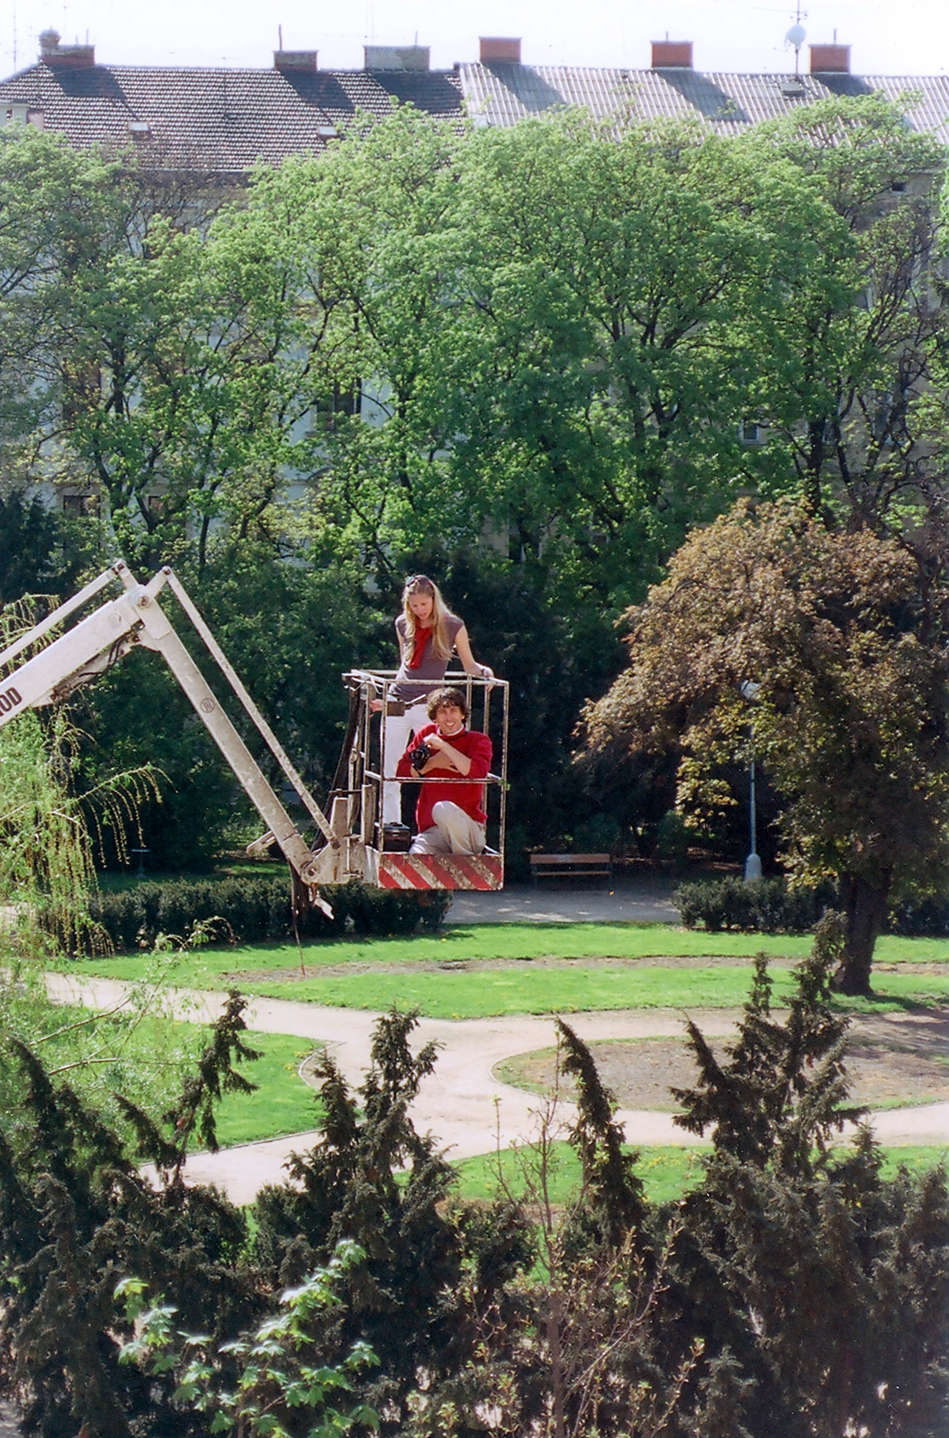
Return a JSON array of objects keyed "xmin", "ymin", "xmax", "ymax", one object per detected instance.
[{"xmin": 0, "ymin": 560, "xmax": 337, "ymax": 903}]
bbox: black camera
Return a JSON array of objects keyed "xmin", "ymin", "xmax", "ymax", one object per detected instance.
[{"xmin": 409, "ymin": 741, "xmax": 433, "ymax": 769}]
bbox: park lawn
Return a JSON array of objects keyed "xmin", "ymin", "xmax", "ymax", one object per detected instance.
[
  {"xmin": 69, "ymin": 926, "xmax": 949, "ymax": 1020},
  {"xmin": 454, "ymin": 1144, "xmax": 712, "ymax": 1207},
  {"xmin": 74, "ymin": 923, "xmax": 949, "ymax": 976},
  {"xmin": 224, "ymin": 962, "xmax": 808, "ymax": 1016},
  {"xmin": 206, "ymin": 962, "xmax": 949, "ymax": 1018},
  {"xmin": 74, "ymin": 924, "xmax": 816, "ymax": 982},
  {"xmin": 452, "ymin": 1143, "xmax": 949, "ymax": 1208},
  {"xmin": 213, "ymin": 1032, "xmax": 323, "ymax": 1147},
  {"xmin": 72, "ymin": 952, "xmax": 949, "ymax": 1023}
]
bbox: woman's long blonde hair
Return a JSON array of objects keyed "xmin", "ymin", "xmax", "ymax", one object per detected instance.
[{"xmin": 402, "ymin": 575, "xmax": 457, "ymax": 661}]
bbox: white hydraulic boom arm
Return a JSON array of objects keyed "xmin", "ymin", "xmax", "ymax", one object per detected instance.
[{"xmin": 0, "ymin": 559, "xmax": 337, "ymax": 901}]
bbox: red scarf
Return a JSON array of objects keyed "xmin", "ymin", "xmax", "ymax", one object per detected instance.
[{"xmin": 407, "ymin": 625, "xmax": 433, "ymax": 669}]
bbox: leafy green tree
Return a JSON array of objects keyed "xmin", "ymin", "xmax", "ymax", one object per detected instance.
[
  {"xmin": 581, "ymin": 501, "xmax": 949, "ymax": 992},
  {"xmin": 739, "ymin": 94, "xmax": 949, "ymax": 524},
  {"xmin": 233, "ymin": 106, "xmax": 469, "ymax": 573},
  {"xmin": 117, "ymin": 1245, "xmax": 379, "ymax": 1438},
  {"xmin": 4, "ymin": 98, "xmax": 946, "ymax": 871},
  {"xmin": 0, "ymin": 129, "xmax": 124, "ymax": 441},
  {"xmin": 445, "ymin": 114, "xmax": 854, "ymax": 606},
  {"xmin": 0, "ymin": 490, "xmax": 85, "ymax": 608},
  {"xmin": 0, "ymin": 128, "xmax": 320, "ymax": 571},
  {"xmin": 224, "ymin": 108, "xmax": 854, "ymax": 610}
]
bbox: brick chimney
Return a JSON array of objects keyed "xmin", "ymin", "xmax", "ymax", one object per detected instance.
[
  {"xmin": 809, "ymin": 43, "xmax": 850, "ymax": 73},
  {"xmin": 274, "ymin": 51, "xmax": 318, "ymax": 73},
  {"xmin": 39, "ymin": 29, "xmax": 96, "ymax": 69},
  {"xmin": 651, "ymin": 39, "xmax": 693, "ymax": 69},
  {"xmin": 479, "ymin": 37, "xmax": 522, "ymax": 63}
]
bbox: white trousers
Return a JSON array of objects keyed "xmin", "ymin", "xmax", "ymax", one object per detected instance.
[
  {"xmin": 410, "ymin": 800, "xmax": 486, "ymax": 856},
  {"xmin": 381, "ymin": 701, "xmax": 429, "ymax": 824}
]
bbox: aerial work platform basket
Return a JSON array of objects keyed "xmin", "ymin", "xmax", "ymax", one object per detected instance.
[{"xmin": 316, "ymin": 669, "xmax": 509, "ymax": 892}]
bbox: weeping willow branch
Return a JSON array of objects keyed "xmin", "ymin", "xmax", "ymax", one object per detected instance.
[{"xmin": 0, "ymin": 592, "xmax": 165, "ymax": 956}]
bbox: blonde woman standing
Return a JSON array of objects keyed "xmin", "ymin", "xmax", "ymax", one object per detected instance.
[{"xmin": 380, "ymin": 575, "xmax": 493, "ymax": 827}]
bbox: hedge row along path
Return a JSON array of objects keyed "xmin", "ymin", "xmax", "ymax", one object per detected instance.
[{"xmin": 46, "ymin": 972, "xmax": 949, "ymax": 1206}]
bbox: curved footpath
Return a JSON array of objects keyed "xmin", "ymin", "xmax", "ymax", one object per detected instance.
[{"xmin": 47, "ymin": 965, "xmax": 949, "ymax": 1208}]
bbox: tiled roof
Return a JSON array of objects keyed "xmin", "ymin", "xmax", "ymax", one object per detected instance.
[
  {"xmin": 2, "ymin": 58, "xmax": 947, "ymax": 171},
  {"xmin": 0, "ymin": 61, "xmax": 465, "ymax": 171},
  {"xmin": 458, "ymin": 62, "xmax": 949, "ymax": 142}
]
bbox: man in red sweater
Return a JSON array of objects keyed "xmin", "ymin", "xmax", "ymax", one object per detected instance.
[{"xmin": 396, "ymin": 686, "xmax": 492, "ymax": 854}]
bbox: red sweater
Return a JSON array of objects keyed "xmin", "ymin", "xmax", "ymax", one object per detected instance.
[{"xmin": 396, "ymin": 724, "xmax": 492, "ymax": 830}]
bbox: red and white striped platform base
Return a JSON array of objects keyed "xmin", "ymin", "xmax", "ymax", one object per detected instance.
[{"xmin": 372, "ymin": 850, "xmax": 503, "ymax": 891}]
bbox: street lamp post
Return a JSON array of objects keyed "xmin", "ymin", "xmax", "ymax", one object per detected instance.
[
  {"xmin": 740, "ymin": 681, "xmax": 762, "ymax": 883},
  {"xmin": 744, "ymin": 755, "xmax": 762, "ymax": 881}
]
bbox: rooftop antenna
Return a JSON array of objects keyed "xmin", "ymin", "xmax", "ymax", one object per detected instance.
[
  {"xmin": 785, "ymin": 3, "xmax": 807, "ymax": 78},
  {"xmin": 278, "ymin": 24, "xmax": 283, "ymax": 50}
]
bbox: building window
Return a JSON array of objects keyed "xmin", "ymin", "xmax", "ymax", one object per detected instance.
[
  {"xmin": 313, "ymin": 381, "xmax": 361, "ymax": 429},
  {"xmin": 62, "ymin": 494, "xmax": 99, "ymax": 518},
  {"xmin": 739, "ymin": 420, "xmax": 767, "ymax": 446}
]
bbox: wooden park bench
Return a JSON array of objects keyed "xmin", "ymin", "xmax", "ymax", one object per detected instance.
[{"xmin": 529, "ymin": 853, "xmax": 613, "ymax": 887}]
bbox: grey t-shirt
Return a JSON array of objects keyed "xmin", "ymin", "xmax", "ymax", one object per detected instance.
[{"xmin": 391, "ymin": 614, "xmax": 464, "ymax": 703}]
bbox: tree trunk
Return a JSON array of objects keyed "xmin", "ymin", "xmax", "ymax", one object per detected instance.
[
  {"xmin": 547, "ymin": 1285, "xmax": 566, "ymax": 1438},
  {"xmin": 834, "ymin": 872, "xmax": 891, "ymax": 996}
]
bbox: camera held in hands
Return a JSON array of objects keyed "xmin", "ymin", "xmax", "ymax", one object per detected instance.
[{"xmin": 409, "ymin": 741, "xmax": 433, "ymax": 769}]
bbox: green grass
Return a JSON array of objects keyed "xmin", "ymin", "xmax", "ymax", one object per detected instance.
[
  {"xmin": 221, "ymin": 962, "xmax": 807, "ymax": 1017},
  {"xmin": 78, "ymin": 922, "xmax": 949, "ymax": 972},
  {"xmin": 70, "ymin": 925, "xmax": 949, "ymax": 1019},
  {"xmin": 195, "ymin": 963, "xmax": 949, "ymax": 1018},
  {"xmin": 452, "ymin": 1143, "xmax": 949, "ymax": 1207},
  {"xmin": 29, "ymin": 918, "xmax": 949, "ymax": 1176},
  {"xmin": 453, "ymin": 1144, "xmax": 709, "ymax": 1206},
  {"xmin": 213, "ymin": 1032, "xmax": 323, "ymax": 1147}
]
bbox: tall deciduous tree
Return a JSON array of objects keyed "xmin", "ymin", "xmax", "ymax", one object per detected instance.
[
  {"xmin": 446, "ymin": 114, "xmax": 855, "ymax": 605},
  {"xmin": 0, "ymin": 128, "xmax": 335, "ymax": 572},
  {"xmin": 580, "ymin": 501, "xmax": 949, "ymax": 992},
  {"xmin": 738, "ymin": 95, "xmax": 949, "ymax": 525}
]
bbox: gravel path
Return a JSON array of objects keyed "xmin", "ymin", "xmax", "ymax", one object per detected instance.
[{"xmin": 47, "ymin": 973, "xmax": 949, "ymax": 1206}]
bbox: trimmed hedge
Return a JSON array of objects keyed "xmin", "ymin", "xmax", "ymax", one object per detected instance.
[
  {"xmin": 887, "ymin": 895, "xmax": 949, "ymax": 938},
  {"xmin": 84, "ymin": 874, "xmax": 452, "ymax": 954},
  {"xmin": 674, "ymin": 876, "xmax": 833, "ymax": 934},
  {"xmin": 674, "ymin": 875, "xmax": 949, "ymax": 937}
]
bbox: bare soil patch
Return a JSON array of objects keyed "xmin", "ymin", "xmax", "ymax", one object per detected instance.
[
  {"xmin": 227, "ymin": 955, "xmax": 800, "ymax": 983},
  {"xmin": 497, "ymin": 1008, "xmax": 949, "ymax": 1111},
  {"xmin": 226, "ymin": 955, "xmax": 949, "ymax": 984}
]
